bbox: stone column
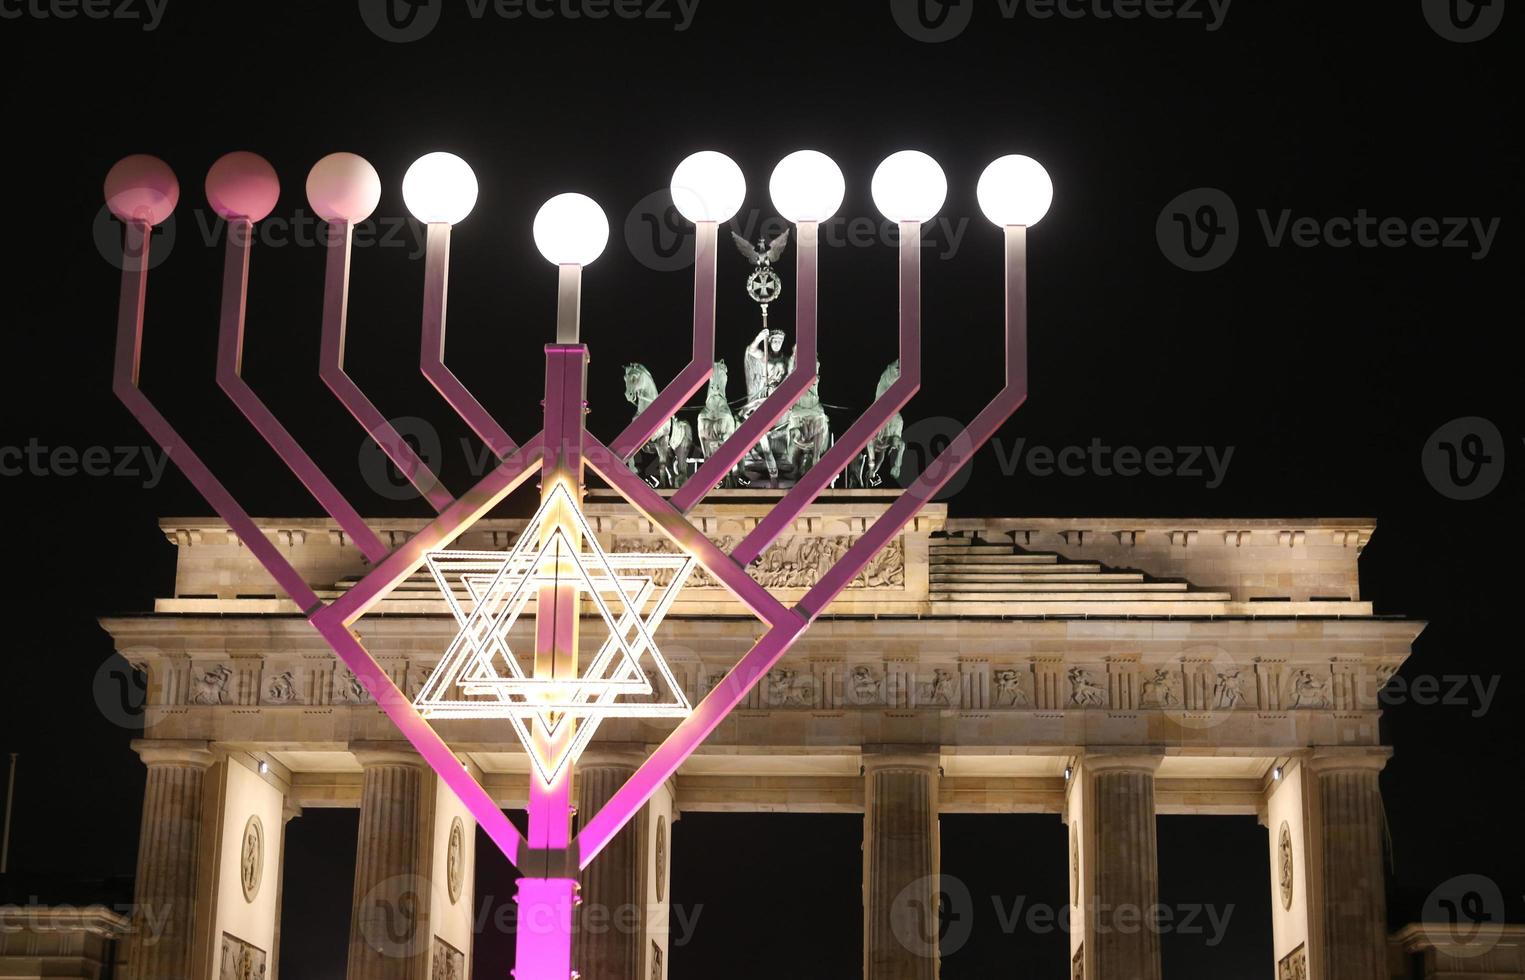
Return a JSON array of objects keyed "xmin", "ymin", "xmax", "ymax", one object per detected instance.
[
  {"xmin": 125, "ymin": 739, "xmax": 216, "ymax": 980},
  {"xmin": 348, "ymin": 747, "xmax": 436, "ymax": 980},
  {"xmin": 1072, "ymin": 754, "xmax": 1163, "ymax": 980},
  {"xmin": 1307, "ymin": 750, "xmax": 1390, "ymax": 980},
  {"xmin": 862, "ymin": 749, "xmax": 941, "ymax": 980},
  {"xmin": 573, "ymin": 752, "xmax": 644, "ymax": 980}
]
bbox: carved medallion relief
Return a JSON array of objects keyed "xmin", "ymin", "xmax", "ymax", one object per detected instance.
[
  {"xmin": 1278, "ymin": 822, "xmax": 1294, "ymax": 910},
  {"xmin": 240, "ymin": 816, "xmax": 263, "ymax": 903},
  {"xmin": 447, "ymin": 818, "xmax": 465, "ymax": 906}
]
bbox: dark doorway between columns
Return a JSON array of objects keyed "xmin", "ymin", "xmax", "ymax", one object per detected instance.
[
  {"xmin": 473, "ymin": 811, "xmax": 527, "ymax": 979},
  {"xmin": 939, "ymin": 814, "xmax": 1070, "ymax": 978},
  {"xmin": 1157, "ymin": 815, "xmax": 1273, "ymax": 980},
  {"xmin": 670, "ymin": 812, "xmax": 863, "ymax": 978},
  {"xmin": 279, "ymin": 808, "xmax": 359, "ymax": 980}
]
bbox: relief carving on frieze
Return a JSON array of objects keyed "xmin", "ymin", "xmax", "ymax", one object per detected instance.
[
  {"xmin": 993, "ymin": 668, "xmax": 1031, "ymax": 707},
  {"xmin": 615, "ymin": 534, "xmax": 904, "ymax": 591},
  {"xmin": 1277, "ymin": 944, "xmax": 1307, "ymax": 980},
  {"xmin": 918, "ymin": 668, "xmax": 957, "ymax": 707},
  {"xmin": 846, "ymin": 665, "xmax": 884, "ymax": 706},
  {"xmin": 219, "ymin": 933, "xmax": 267, "ymax": 980},
  {"xmin": 432, "ymin": 937, "xmax": 465, "ymax": 980},
  {"xmin": 1287, "ymin": 668, "xmax": 1332, "ymax": 709}
]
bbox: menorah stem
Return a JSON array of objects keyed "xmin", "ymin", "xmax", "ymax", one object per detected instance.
[
  {"xmin": 215, "ymin": 219, "xmax": 389, "ymax": 563},
  {"xmin": 420, "ymin": 222, "xmax": 518, "ymax": 460},
  {"xmin": 732, "ymin": 221, "xmax": 926, "ymax": 565},
  {"xmin": 670, "ymin": 220, "xmax": 819, "ymax": 510},
  {"xmin": 555, "ymin": 265, "xmax": 582, "ymax": 345},
  {"xmin": 515, "ymin": 343, "xmax": 589, "ymax": 980},
  {"xmin": 318, "ymin": 219, "xmax": 455, "ymax": 511},
  {"xmin": 610, "ymin": 221, "xmax": 718, "ymax": 460}
]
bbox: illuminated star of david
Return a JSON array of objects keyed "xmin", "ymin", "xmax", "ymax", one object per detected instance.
[{"xmin": 413, "ymin": 483, "xmax": 695, "ymax": 784}]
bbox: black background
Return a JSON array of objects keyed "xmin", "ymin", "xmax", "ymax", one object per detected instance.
[{"xmin": 0, "ymin": 1, "xmax": 1519, "ymax": 977}]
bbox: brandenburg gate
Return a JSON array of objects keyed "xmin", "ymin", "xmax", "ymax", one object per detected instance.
[{"xmin": 102, "ymin": 507, "xmax": 1416, "ymax": 979}]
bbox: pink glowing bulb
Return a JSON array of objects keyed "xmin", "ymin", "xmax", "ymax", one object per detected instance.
[
  {"xmin": 305, "ymin": 152, "xmax": 382, "ymax": 223},
  {"xmin": 104, "ymin": 155, "xmax": 179, "ymax": 226},
  {"xmin": 205, "ymin": 151, "xmax": 280, "ymax": 223}
]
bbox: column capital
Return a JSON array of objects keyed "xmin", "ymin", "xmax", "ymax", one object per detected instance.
[
  {"xmin": 1081, "ymin": 750, "xmax": 1164, "ymax": 775},
  {"xmin": 861, "ymin": 745, "xmax": 941, "ymax": 775},
  {"xmin": 347, "ymin": 741, "xmax": 428, "ymax": 769},
  {"xmin": 1304, "ymin": 747, "xmax": 1392, "ymax": 775},
  {"xmin": 575, "ymin": 744, "xmax": 647, "ymax": 771},
  {"xmin": 130, "ymin": 739, "xmax": 215, "ymax": 769}
]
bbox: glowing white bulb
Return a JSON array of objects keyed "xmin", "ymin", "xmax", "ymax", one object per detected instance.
[
  {"xmin": 871, "ymin": 150, "xmax": 947, "ymax": 223},
  {"xmin": 670, "ymin": 150, "xmax": 746, "ymax": 224},
  {"xmin": 769, "ymin": 149, "xmax": 845, "ymax": 224},
  {"xmin": 976, "ymin": 154, "xmax": 1054, "ymax": 227},
  {"xmin": 402, "ymin": 152, "xmax": 479, "ymax": 225},
  {"xmin": 533, "ymin": 193, "xmax": 609, "ymax": 265}
]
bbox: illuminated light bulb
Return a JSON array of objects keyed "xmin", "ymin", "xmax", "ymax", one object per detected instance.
[
  {"xmin": 402, "ymin": 151, "xmax": 479, "ymax": 225},
  {"xmin": 533, "ymin": 193, "xmax": 609, "ymax": 265},
  {"xmin": 670, "ymin": 150, "xmax": 746, "ymax": 224},
  {"xmin": 769, "ymin": 149, "xmax": 845, "ymax": 223},
  {"xmin": 305, "ymin": 152, "xmax": 382, "ymax": 223},
  {"xmin": 205, "ymin": 151, "xmax": 280, "ymax": 223},
  {"xmin": 871, "ymin": 150, "xmax": 947, "ymax": 223},
  {"xmin": 976, "ymin": 154, "xmax": 1054, "ymax": 227},
  {"xmin": 104, "ymin": 155, "xmax": 179, "ymax": 225}
]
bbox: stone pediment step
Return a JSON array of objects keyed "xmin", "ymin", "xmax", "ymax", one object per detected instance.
[
  {"xmin": 932, "ymin": 580, "xmax": 1187, "ymax": 592},
  {"xmin": 934, "ymin": 572, "xmax": 1153, "ymax": 584},
  {"xmin": 929, "ymin": 590, "xmax": 1233, "ymax": 602},
  {"xmin": 932, "ymin": 561, "xmax": 1107, "ymax": 574},
  {"xmin": 930, "ymin": 554, "xmax": 1068, "ymax": 566}
]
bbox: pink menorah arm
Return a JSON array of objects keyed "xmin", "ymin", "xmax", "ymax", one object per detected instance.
[
  {"xmin": 669, "ymin": 221, "xmax": 820, "ymax": 510},
  {"xmin": 798, "ymin": 225, "xmax": 1029, "ymax": 620},
  {"xmin": 573, "ymin": 614, "xmax": 806, "ymax": 866},
  {"xmin": 318, "ymin": 219, "xmax": 455, "ymax": 512},
  {"xmin": 609, "ymin": 221, "xmax": 719, "ymax": 461},
  {"xmin": 584, "ymin": 437, "xmax": 796, "ymax": 625},
  {"xmin": 419, "ymin": 222, "xmax": 518, "ymax": 461},
  {"xmin": 215, "ymin": 219, "xmax": 389, "ymax": 564},
  {"xmin": 575, "ymin": 226, "xmax": 1033, "ymax": 863},
  {"xmin": 310, "ymin": 614, "xmax": 530, "ymax": 864},
  {"xmin": 733, "ymin": 222, "xmax": 925, "ymax": 565},
  {"xmin": 114, "ymin": 220, "xmax": 323, "ymax": 613},
  {"xmin": 315, "ymin": 434, "xmax": 546, "ymax": 628}
]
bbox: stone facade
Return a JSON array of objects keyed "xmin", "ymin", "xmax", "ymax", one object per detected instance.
[{"xmin": 78, "ymin": 506, "xmax": 1445, "ymax": 979}]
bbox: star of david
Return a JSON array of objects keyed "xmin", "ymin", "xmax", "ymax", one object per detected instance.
[{"xmin": 413, "ymin": 483, "xmax": 696, "ymax": 784}]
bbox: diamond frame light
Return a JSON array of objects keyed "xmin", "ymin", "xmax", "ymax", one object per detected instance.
[{"xmin": 105, "ymin": 147, "xmax": 1038, "ymax": 979}]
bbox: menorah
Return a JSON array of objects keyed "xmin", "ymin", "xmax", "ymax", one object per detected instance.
[{"xmin": 104, "ymin": 144, "xmax": 1050, "ymax": 978}]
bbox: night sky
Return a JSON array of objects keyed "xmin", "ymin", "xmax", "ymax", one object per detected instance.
[{"xmin": 1, "ymin": 2, "xmax": 1520, "ymax": 977}]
